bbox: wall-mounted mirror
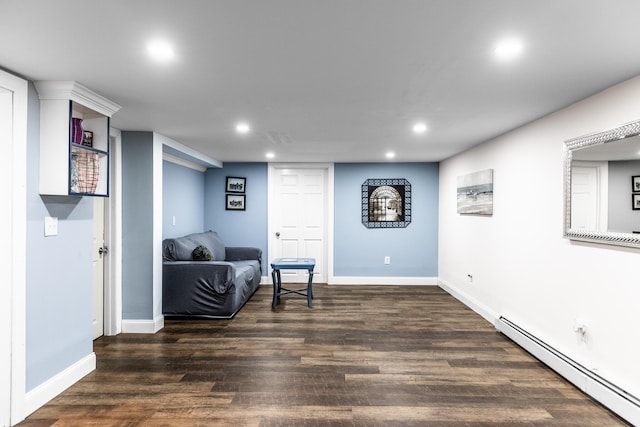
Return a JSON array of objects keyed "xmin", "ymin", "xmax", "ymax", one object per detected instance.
[{"xmin": 564, "ymin": 119, "xmax": 640, "ymax": 248}]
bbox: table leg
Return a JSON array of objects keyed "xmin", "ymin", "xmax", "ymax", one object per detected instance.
[
  {"xmin": 271, "ymin": 268, "xmax": 279, "ymax": 308},
  {"xmin": 307, "ymin": 268, "xmax": 314, "ymax": 308}
]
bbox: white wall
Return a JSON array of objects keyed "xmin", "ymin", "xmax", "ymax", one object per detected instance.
[{"xmin": 439, "ymin": 75, "xmax": 640, "ymax": 399}]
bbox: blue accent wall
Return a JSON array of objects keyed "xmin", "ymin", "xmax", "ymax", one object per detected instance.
[
  {"xmin": 163, "ymin": 160, "xmax": 205, "ymax": 238},
  {"xmin": 334, "ymin": 163, "xmax": 439, "ymax": 277},
  {"xmin": 25, "ymin": 83, "xmax": 93, "ymax": 391},
  {"xmin": 121, "ymin": 131, "xmax": 154, "ymax": 319},
  {"xmin": 204, "ymin": 163, "xmax": 268, "ymax": 270},
  {"xmin": 203, "ymin": 162, "xmax": 437, "ymax": 278}
]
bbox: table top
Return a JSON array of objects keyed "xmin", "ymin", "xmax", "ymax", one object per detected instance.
[{"xmin": 271, "ymin": 258, "xmax": 316, "ymax": 269}]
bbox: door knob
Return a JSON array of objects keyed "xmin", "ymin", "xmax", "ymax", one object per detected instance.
[
  {"xmin": 275, "ymin": 232, "xmax": 280, "ymax": 238},
  {"xmin": 98, "ymin": 246, "xmax": 108, "ymax": 255}
]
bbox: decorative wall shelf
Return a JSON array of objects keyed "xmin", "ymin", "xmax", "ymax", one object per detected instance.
[{"xmin": 35, "ymin": 81, "xmax": 121, "ymax": 196}]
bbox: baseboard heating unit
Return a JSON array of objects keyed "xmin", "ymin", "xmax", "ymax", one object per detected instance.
[{"xmin": 495, "ymin": 316, "xmax": 639, "ymax": 426}]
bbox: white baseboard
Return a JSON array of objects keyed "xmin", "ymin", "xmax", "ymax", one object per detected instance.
[
  {"xmin": 24, "ymin": 352, "xmax": 96, "ymax": 417},
  {"xmin": 436, "ymin": 279, "xmax": 638, "ymax": 425},
  {"xmin": 437, "ymin": 278, "xmax": 497, "ymax": 324},
  {"xmin": 329, "ymin": 276, "xmax": 438, "ymax": 286},
  {"xmin": 496, "ymin": 317, "xmax": 640, "ymax": 426},
  {"xmin": 122, "ymin": 315, "xmax": 164, "ymax": 334},
  {"xmin": 260, "ymin": 275, "xmax": 437, "ymax": 286}
]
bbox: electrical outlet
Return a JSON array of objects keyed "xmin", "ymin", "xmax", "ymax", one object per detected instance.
[
  {"xmin": 384, "ymin": 256, "xmax": 390, "ymax": 265},
  {"xmin": 574, "ymin": 319, "xmax": 589, "ymax": 343}
]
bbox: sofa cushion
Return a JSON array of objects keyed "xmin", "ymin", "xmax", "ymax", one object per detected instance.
[
  {"xmin": 170, "ymin": 231, "xmax": 226, "ymax": 261},
  {"xmin": 171, "ymin": 237, "xmax": 199, "ymax": 261}
]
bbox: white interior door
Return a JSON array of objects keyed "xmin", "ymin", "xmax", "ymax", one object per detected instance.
[
  {"xmin": 0, "ymin": 86, "xmax": 13, "ymax": 427},
  {"xmin": 571, "ymin": 162, "xmax": 608, "ymax": 231},
  {"xmin": 93, "ymin": 197, "xmax": 105, "ymax": 339},
  {"xmin": 270, "ymin": 166, "xmax": 327, "ymax": 283}
]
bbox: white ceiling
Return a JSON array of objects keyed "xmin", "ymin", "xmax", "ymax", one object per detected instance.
[{"xmin": 3, "ymin": 0, "xmax": 640, "ymax": 163}]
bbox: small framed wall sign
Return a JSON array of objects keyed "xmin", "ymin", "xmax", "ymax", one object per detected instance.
[
  {"xmin": 226, "ymin": 194, "xmax": 246, "ymax": 211},
  {"xmin": 633, "ymin": 194, "xmax": 640, "ymax": 211},
  {"xmin": 82, "ymin": 130, "xmax": 93, "ymax": 147},
  {"xmin": 632, "ymin": 175, "xmax": 640, "ymax": 192},
  {"xmin": 226, "ymin": 176, "xmax": 246, "ymax": 193}
]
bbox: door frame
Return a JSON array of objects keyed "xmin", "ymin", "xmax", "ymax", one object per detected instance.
[
  {"xmin": 104, "ymin": 127, "xmax": 122, "ymax": 336},
  {"xmin": 267, "ymin": 163, "xmax": 334, "ymax": 284},
  {"xmin": 1, "ymin": 70, "xmax": 28, "ymax": 425}
]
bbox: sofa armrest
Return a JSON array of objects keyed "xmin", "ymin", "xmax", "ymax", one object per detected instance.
[{"xmin": 225, "ymin": 246, "xmax": 262, "ymax": 263}]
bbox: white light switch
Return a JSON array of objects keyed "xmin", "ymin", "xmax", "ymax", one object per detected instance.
[{"xmin": 44, "ymin": 216, "xmax": 58, "ymax": 236}]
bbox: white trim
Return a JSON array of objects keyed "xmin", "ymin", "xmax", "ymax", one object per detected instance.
[
  {"xmin": 437, "ymin": 279, "xmax": 497, "ymax": 324},
  {"xmin": 163, "ymin": 152, "xmax": 207, "ymax": 172},
  {"xmin": 157, "ymin": 132, "xmax": 221, "ymax": 168},
  {"xmin": 260, "ymin": 276, "xmax": 436, "ymax": 286},
  {"xmin": 0, "ymin": 88, "xmax": 11, "ymax": 427},
  {"xmin": 329, "ymin": 276, "xmax": 438, "ymax": 286},
  {"xmin": 0, "ymin": 69, "xmax": 28, "ymax": 426},
  {"xmin": 326, "ymin": 165, "xmax": 335, "ymax": 286},
  {"xmin": 122, "ymin": 316, "xmax": 165, "ymax": 334},
  {"xmin": 268, "ymin": 163, "xmax": 334, "ymax": 284},
  {"xmin": 33, "ymin": 81, "xmax": 121, "ymax": 117},
  {"xmin": 24, "ymin": 353, "xmax": 96, "ymax": 418},
  {"xmin": 104, "ymin": 127, "xmax": 122, "ymax": 336},
  {"xmin": 153, "ymin": 138, "xmax": 164, "ymax": 324}
]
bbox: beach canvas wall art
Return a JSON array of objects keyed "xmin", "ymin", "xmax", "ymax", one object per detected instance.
[{"xmin": 457, "ymin": 169, "xmax": 494, "ymax": 215}]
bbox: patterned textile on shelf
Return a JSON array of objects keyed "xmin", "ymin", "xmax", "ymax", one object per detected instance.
[{"xmin": 70, "ymin": 151, "xmax": 99, "ymax": 194}]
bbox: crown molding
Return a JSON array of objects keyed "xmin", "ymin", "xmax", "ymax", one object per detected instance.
[{"xmin": 34, "ymin": 80, "xmax": 121, "ymax": 117}]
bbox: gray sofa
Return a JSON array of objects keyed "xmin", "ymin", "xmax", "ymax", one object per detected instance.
[{"xmin": 162, "ymin": 231, "xmax": 262, "ymax": 319}]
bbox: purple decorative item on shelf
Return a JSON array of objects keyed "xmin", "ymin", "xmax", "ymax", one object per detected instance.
[{"xmin": 71, "ymin": 117, "xmax": 84, "ymax": 144}]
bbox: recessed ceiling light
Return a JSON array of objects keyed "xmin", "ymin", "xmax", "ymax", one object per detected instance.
[
  {"xmin": 266, "ymin": 152, "xmax": 275, "ymax": 159},
  {"xmin": 385, "ymin": 151, "xmax": 396, "ymax": 159},
  {"xmin": 235, "ymin": 122, "xmax": 251, "ymax": 134},
  {"xmin": 147, "ymin": 40, "xmax": 175, "ymax": 61},
  {"xmin": 412, "ymin": 122, "xmax": 427, "ymax": 134},
  {"xmin": 494, "ymin": 38, "xmax": 524, "ymax": 60}
]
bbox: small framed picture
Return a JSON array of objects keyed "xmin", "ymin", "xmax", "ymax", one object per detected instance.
[
  {"xmin": 633, "ymin": 175, "xmax": 640, "ymax": 193},
  {"xmin": 226, "ymin": 176, "xmax": 246, "ymax": 193},
  {"xmin": 82, "ymin": 130, "xmax": 93, "ymax": 147},
  {"xmin": 226, "ymin": 194, "xmax": 246, "ymax": 211},
  {"xmin": 634, "ymin": 194, "xmax": 640, "ymax": 211}
]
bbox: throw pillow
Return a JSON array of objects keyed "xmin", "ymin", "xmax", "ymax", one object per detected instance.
[{"xmin": 192, "ymin": 245, "xmax": 213, "ymax": 261}]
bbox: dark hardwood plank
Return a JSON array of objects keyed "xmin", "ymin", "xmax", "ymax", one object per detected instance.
[{"xmin": 19, "ymin": 285, "xmax": 629, "ymax": 426}]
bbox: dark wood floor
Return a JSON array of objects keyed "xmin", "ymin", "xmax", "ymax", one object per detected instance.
[{"xmin": 20, "ymin": 285, "xmax": 629, "ymax": 426}]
